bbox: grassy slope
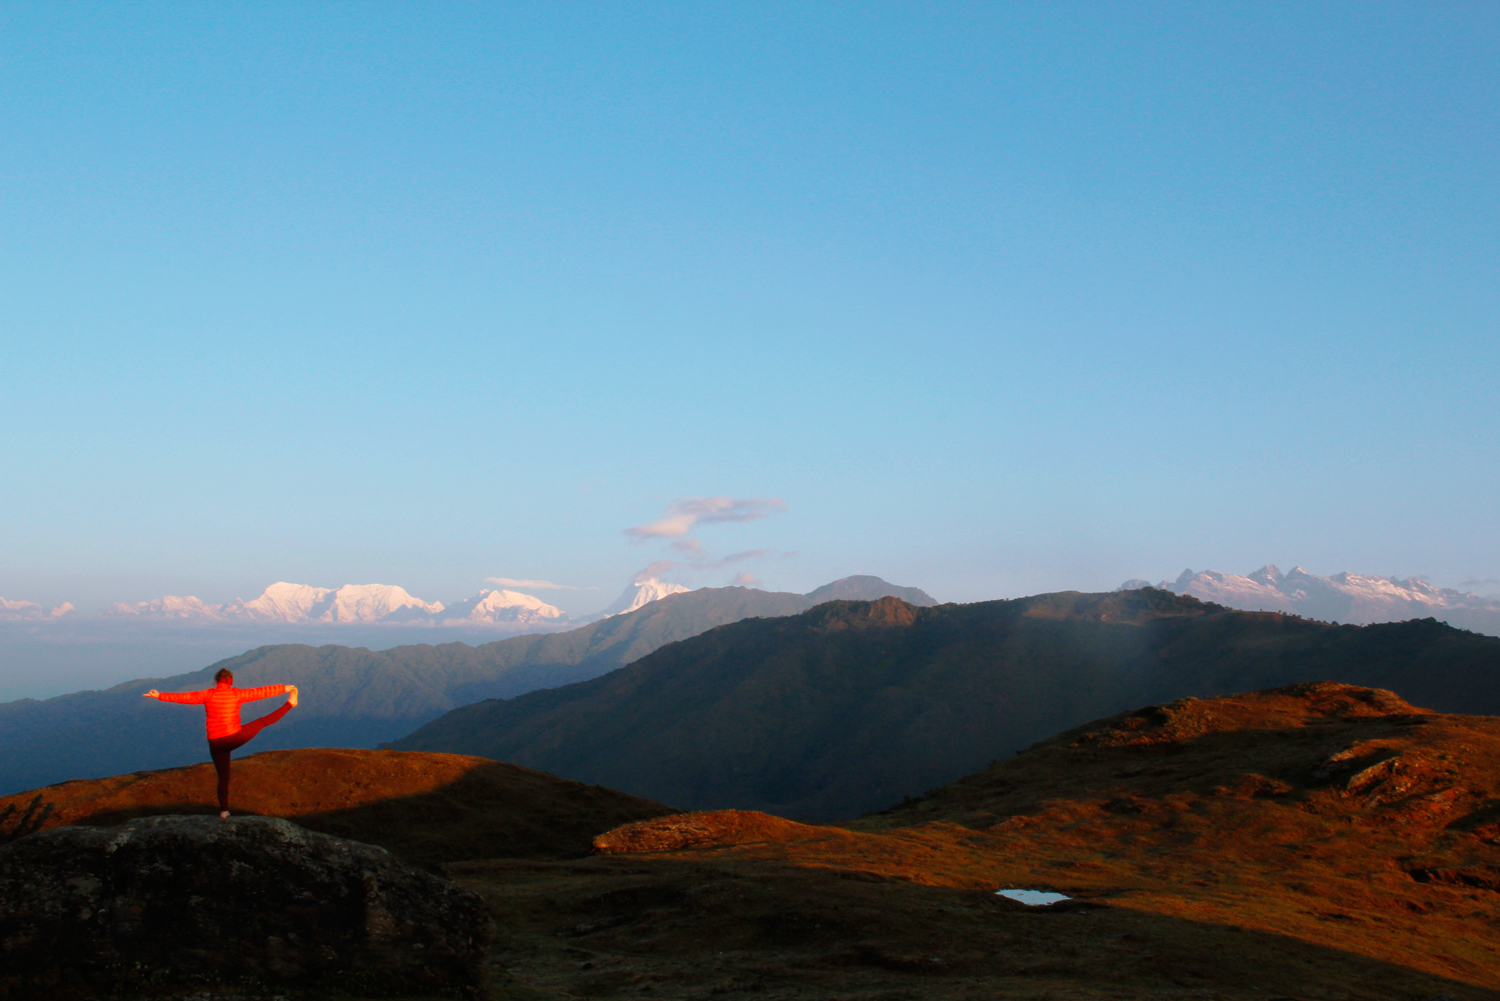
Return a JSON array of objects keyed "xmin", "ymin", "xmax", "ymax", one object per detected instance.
[
  {"xmin": 446, "ymin": 682, "xmax": 1500, "ymax": 1000},
  {"xmin": 391, "ymin": 590, "xmax": 1500, "ymax": 819}
]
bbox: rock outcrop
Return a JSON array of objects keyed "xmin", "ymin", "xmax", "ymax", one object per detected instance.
[{"xmin": 0, "ymin": 815, "xmax": 493, "ymax": 998}]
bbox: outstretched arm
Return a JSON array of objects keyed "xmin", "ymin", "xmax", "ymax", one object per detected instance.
[
  {"xmin": 235, "ymin": 684, "xmax": 293, "ymax": 703},
  {"xmin": 152, "ymin": 689, "xmax": 211, "ymax": 704}
]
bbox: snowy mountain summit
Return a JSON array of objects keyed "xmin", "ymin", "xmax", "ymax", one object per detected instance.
[
  {"xmin": 102, "ymin": 594, "xmax": 229, "ymax": 620},
  {"xmin": 97, "ymin": 581, "xmax": 566, "ymax": 628},
  {"xmin": 1118, "ymin": 564, "xmax": 1500, "ymax": 635},
  {"xmin": 439, "ymin": 588, "xmax": 567, "ymax": 626},
  {"xmin": 229, "ymin": 582, "xmax": 443, "ymax": 623},
  {"xmin": 104, "ymin": 582, "xmax": 445, "ymax": 624},
  {"xmin": 590, "ymin": 576, "xmax": 692, "ymax": 620}
]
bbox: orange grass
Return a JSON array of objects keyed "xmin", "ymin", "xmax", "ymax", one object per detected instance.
[{"xmin": 596, "ymin": 683, "xmax": 1500, "ymax": 991}]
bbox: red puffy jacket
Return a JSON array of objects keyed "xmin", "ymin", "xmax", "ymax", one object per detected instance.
[{"xmin": 158, "ymin": 680, "xmax": 290, "ymax": 739}]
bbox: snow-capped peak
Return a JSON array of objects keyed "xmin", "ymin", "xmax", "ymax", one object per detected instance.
[
  {"xmin": 99, "ymin": 582, "xmax": 445, "ymax": 625},
  {"xmin": 316, "ymin": 583, "xmax": 444, "ymax": 623},
  {"xmin": 440, "ymin": 588, "xmax": 566, "ymax": 625},
  {"xmin": 1247, "ymin": 565, "xmax": 1284, "ymax": 587},
  {"xmin": 591, "ymin": 576, "xmax": 692, "ymax": 620},
  {"xmin": 103, "ymin": 595, "xmax": 225, "ymax": 620},
  {"xmin": 220, "ymin": 581, "xmax": 333, "ymax": 622}
]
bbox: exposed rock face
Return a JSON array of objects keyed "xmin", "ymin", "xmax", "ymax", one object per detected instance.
[{"xmin": 0, "ymin": 815, "xmax": 493, "ymax": 998}]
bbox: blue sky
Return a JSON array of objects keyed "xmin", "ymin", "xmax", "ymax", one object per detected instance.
[{"xmin": 3, "ymin": 1, "xmax": 1497, "ymax": 618}]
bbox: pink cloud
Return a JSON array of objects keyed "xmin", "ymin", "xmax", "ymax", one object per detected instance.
[
  {"xmin": 485, "ymin": 576, "xmax": 592, "ymax": 590},
  {"xmin": 721, "ymin": 549, "xmax": 772, "ymax": 564},
  {"xmin": 625, "ymin": 496, "xmax": 786, "ymax": 541}
]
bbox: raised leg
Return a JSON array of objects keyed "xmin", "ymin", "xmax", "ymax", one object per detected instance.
[{"xmin": 234, "ymin": 701, "xmax": 293, "ymax": 744}]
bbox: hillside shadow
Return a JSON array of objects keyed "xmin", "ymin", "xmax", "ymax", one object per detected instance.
[{"xmin": 457, "ymin": 853, "xmax": 1500, "ymax": 999}]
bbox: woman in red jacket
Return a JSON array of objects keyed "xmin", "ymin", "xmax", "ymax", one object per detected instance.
[{"xmin": 145, "ymin": 668, "xmax": 299, "ymax": 818}]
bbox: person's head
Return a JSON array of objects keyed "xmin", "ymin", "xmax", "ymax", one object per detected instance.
[{"xmin": 214, "ymin": 668, "xmax": 233, "ymax": 685}]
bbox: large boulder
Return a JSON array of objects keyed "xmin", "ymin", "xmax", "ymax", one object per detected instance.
[{"xmin": 0, "ymin": 815, "xmax": 493, "ymax": 998}]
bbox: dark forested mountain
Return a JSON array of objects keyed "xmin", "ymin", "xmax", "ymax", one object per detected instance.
[
  {"xmin": 389, "ymin": 589, "xmax": 1500, "ymax": 821},
  {"xmin": 0, "ymin": 579, "xmax": 922, "ymax": 794}
]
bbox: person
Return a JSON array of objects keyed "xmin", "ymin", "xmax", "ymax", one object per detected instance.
[{"xmin": 144, "ymin": 668, "xmax": 300, "ymax": 819}]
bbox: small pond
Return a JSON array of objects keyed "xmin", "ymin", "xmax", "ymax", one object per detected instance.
[{"xmin": 995, "ymin": 888, "xmax": 1070, "ymax": 906}]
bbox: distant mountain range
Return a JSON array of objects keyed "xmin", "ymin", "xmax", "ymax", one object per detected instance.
[
  {"xmin": 0, "ymin": 576, "xmax": 698, "ymax": 630},
  {"xmin": 0, "ymin": 573, "xmax": 840, "ymax": 631},
  {"xmin": 99, "ymin": 581, "xmax": 568, "ymax": 628},
  {"xmin": 389, "ymin": 590, "xmax": 1500, "ymax": 820},
  {"xmin": 1120, "ymin": 565, "xmax": 1500, "ymax": 634},
  {"xmin": 0, "ymin": 597, "xmax": 75, "ymax": 620},
  {"xmin": 0, "ymin": 575, "xmax": 935, "ymax": 794}
]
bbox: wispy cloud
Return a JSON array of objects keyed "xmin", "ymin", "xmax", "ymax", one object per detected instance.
[
  {"xmin": 626, "ymin": 496, "xmax": 786, "ymax": 541},
  {"xmin": 666, "ymin": 543, "xmax": 775, "ymax": 569},
  {"xmin": 730, "ymin": 571, "xmax": 762, "ymax": 586},
  {"xmin": 1461, "ymin": 577, "xmax": 1500, "ymax": 592},
  {"xmin": 485, "ymin": 577, "xmax": 595, "ymax": 591},
  {"xmin": 721, "ymin": 549, "xmax": 772, "ymax": 565}
]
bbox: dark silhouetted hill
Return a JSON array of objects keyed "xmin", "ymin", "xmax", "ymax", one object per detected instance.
[
  {"xmin": 0, "ymin": 577, "xmax": 923, "ymax": 793},
  {"xmin": 389, "ymin": 589, "xmax": 1500, "ymax": 820}
]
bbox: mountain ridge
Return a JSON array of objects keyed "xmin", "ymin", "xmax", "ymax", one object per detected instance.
[{"xmin": 389, "ymin": 589, "xmax": 1500, "ymax": 820}]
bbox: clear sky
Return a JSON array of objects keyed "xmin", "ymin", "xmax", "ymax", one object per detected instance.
[{"xmin": 3, "ymin": 1, "xmax": 1497, "ymax": 619}]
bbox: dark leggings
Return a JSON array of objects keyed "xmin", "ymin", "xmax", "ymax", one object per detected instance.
[{"xmin": 208, "ymin": 702, "xmax": 292, "ymax": 811}]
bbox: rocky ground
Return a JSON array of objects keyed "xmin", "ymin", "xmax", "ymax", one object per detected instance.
[{"xmin": 0, "ymin": 815, "xmax": 492, "ymax": 999}]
